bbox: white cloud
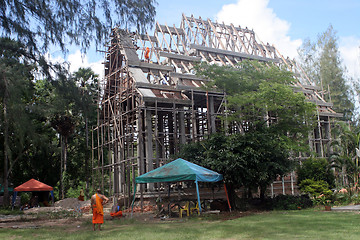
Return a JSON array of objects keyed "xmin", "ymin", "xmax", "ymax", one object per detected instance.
[
  {"xmin": 216, "ymin": 0, "xmax": 302, "ymax": 58},
  {"xmin": 339, "ymin": 36, "xmax": 360, "ymax": 80},
  {"xmin": 46, "ymin": 50, "xmax": 104, "ymax": 79},
  {"xmin": 66, "ymin": 50, "xmax": 104, "ymax": 79}
]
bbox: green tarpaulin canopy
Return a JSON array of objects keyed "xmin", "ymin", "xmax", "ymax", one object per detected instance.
[
  {"xmin": 132, "ymin": 158, "xmax": 229, "ymax": 215},
  {"xmin": 0, "ymin": 184, "xmax": 14, "ymax": 194},
  {"xmin": 135, "ymin": 158, "xmax": 223, "ymax": 183}
]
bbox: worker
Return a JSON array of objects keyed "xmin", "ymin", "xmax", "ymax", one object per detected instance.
[
  {"xmin": 78, "ymin": 189, "xmax": 84, "ymax": 201},
  {"xmin": 91, "ymin": 189, "xmax": 109, "ymax": 231},
  {"xmin": 145, "ymin": 47, "xmax": 150, "ymax": 62},
  {"xmin": 110, "ymin": 205, "xmax": 123, "ymax": 218}
]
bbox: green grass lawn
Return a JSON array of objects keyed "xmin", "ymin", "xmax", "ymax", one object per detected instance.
[{"xmin": 1, "ymin": 209, "xmax": 360, "ymax": 239}]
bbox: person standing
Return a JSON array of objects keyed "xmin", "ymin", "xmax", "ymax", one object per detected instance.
[{"xmin": 91, "ymin": 189, "xmax": 109, "ymax": 231}]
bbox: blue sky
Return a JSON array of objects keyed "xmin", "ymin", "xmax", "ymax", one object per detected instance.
[{"xmin": 60, "ymin": 0, "xmax": 360, "ymax": 80}]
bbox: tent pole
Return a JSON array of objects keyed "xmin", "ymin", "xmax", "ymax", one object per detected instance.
[
  {"xmin": 12, "ymin": 191, "xmax": 17, "ymax": 210},
  {"xmin": 195, "ymin": 180, "xmax": 202, "ymax": 213},
  {"xmin": 131, "ymin": 184, "xmax": 137, "ymax": 218},
  {"xmin": 168, "ymin": 183, "xmax": 170, "ymax": 216},
  {"xmin": 223, "ymin": 182, "xmax": 232, "ymax": 212}
]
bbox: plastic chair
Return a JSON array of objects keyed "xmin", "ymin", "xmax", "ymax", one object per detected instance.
[
  {"xmin": 191, "ymin": 202, "xmax": 200, "ymax": 215},
  {"xmin": 179, "ymin": 202, "xmax": 190, "ymax": 218}
]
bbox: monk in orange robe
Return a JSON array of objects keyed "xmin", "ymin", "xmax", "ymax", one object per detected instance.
[{"xmin": 91, "ymin": 189, "xmax": 109, "ymax": 231}]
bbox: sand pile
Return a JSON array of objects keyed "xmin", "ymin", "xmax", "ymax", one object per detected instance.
[{"xmin": 54, "ymin": 198, "xmax": 90, "ymax": 210}]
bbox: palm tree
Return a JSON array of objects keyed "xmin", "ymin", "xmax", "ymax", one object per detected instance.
[{"xmin": 329, "ymin": 122, "xmax": 360, "ymax": 188}]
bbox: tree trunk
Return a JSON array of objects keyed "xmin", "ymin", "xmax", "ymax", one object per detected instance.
[
  {"xmin": 260, "ymin": 185, "xmax": 267, "ymax": 201},
  {"xmin": 60, "ymin": 135, "xmax": 64, "ymax": 199},
  {"xmin": 85, "ymin": 116, "xmax": 89, "ymax": 198},
  {"xmin": 3, "ymin": 84, "xmax": 10, "ymax": 206},
  {"xmin": 225, "ymin": 183, "xmax": 238, "ymax": 210}
]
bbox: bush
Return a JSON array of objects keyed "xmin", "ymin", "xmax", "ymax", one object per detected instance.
[
  {"xmin": 297, "ymin": 157, "xmax": 335, "ymax": 188},
  {"xmin": 20, "ymin": 192, "xmax": 31, "ymax": 205},
  {"xmin": 299, "ymin": 179, "xmax": 332, "ymax": 197},
  {"xmin": 265, "ymin": 195, "xmax": 313, "ymax": 210}
]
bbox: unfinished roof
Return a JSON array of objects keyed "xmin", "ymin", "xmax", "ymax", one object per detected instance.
[{"xmin": 101, "ymin": 14, "xmax": 340, "ymax": 117}]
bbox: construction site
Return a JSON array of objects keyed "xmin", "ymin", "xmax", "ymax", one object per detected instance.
[{"xmin": 91, "ymin": 14, "xmax": 342, "ymax": 208}]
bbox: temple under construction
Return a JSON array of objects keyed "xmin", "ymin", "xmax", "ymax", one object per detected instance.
[{"xmin": 92, "ymin": 14, "xmax": 342, "ymax": 205}]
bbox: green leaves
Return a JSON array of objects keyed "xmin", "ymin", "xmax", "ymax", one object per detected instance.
[
  {"xmin": 178, "ymin": 129, "xmax": 293, "ymax": 197},
  {"xmin": 196, "ymin": 60, "xmax": 316, "ymax": 152},
  {"xmin": 0, "ymin": 0, "xmax": 157, "ymax": 54}
]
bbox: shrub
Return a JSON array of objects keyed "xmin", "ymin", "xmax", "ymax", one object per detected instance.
[
  {"xmin": 266, "ymin": 195, "xmax": 313, "ymax": 210},
  {"xmin": 297, "ymin": 157, "xmax": 335, "ymax": 188},
  {"xmin": 299, "ymin": 179, "xmax": 332, "ymax": 197}
]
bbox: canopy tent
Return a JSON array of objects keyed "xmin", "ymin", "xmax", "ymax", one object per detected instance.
[
  {"xmin": 0, "ymin": 184, "xmax": 14, "ymax": 194},
  {"xmin": 12, "ymin": 179, "xmax": 54, "ymax": 207},
  {"xmin": 132, "ymin": 158, "xmax": 230, "ymax": 215}
]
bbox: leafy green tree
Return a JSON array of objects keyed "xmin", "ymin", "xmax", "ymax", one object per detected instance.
[
  {"xmin": 196, "ymin": 60, "xmax": 316, "ymax": 153},
  {"xmin": 178, "ymin": 129, "xmax": 293, "ymax": 208},
  {"xmin": 0, "ymin": 0, "xmax": 157, "ymax": 53},
  {"xmin": 0, "ymin": 38, "xmax": 36, "ymax": 205},
  {"xmin": 298, "ymin": 25, "xmax": 354, "ymax": 120},
  {"xmin": 297, "ymin": 157, "xmax": 335, "ymax": 188},
  {"xmin": 329, "ymin": 122, "xmax": 360, "ymax": 188},
  {"xmin": 28, "ymin": 68, "xmax": 98, "ymax": 200}
]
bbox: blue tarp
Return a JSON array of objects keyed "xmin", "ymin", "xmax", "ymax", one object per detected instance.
[{"xmin": 135, "ymin": 158, "xmax": 223, "ymax": 183}]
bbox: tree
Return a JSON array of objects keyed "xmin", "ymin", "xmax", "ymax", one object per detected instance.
[
  {"xmin": 178, "ymin": 130, "xmax": 293, "ymax": 208},
  {"xmin": 298, "ymin": 25, "xmax": 354, "ymax": 120},
  {"xmin": 196, "ymin": 61, "xmax": 316, "ymax": 153},
  {"xmin": 0, "ymin": 0, "xmax": 157, "ymax": 54},
  {"xmin": 177, "ymin": 61, "xmax": 317, "ymax": 207},
  {"xmin": 0, "ymin": 38, "xmax": 35, "ymax": 205},
  {"xmin": 297, "ymin": 157, "xmax": 335, "ymax": 189},
  {"xmin": 329, "ymin": 122, "xmax": 360, "ymax": 187}
]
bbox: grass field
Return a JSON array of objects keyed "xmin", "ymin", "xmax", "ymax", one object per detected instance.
[{"xmin": 1, "ymin": 209, "xmax": 360, "ymax": 239}]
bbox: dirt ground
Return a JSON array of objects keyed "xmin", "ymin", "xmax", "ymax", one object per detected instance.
[{"xmin": 0, "ymin": 209, "xmax": 254, "ymax": 230}]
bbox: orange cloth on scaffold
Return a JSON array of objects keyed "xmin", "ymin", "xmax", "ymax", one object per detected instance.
[{"xmin": 92, "ymin": 194, "xmax": 104, "ymax": 224}]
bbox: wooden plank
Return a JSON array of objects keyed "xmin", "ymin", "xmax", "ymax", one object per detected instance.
[
  {"xmin": 170, "ymin": 72, "xmax": 210, "ymax": 81},
  {"xmin": 160, "ymin": 51, "xmax": 201, "ymax": 62},
  {"xmin": 190, "ymin": 44, "xmax": 281, "ymax": 63},
  {"xmin": 128, "ymin": 61, "xmax": 174, "ymax": 72}
]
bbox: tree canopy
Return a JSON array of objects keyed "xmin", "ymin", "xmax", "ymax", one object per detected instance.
[
  {"xmin": 177, "ymin": 60, "xmax": 318, "ymax": 207},
  {"xmin": 298, "ymin": 25, "xmax": 354, "ymax": 120},
  {"xmin": 196, "ymin": 60, "xmax": 317, "ymax": 152},
  {"xmin": 0, "ymin": 0, "xmax": 157, "ymax": 53}
]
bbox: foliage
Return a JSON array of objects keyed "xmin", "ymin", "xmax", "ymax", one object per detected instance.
[
  {"xmin": 0, "ymin": 38, "xmax": 37, "ymax": 205},
  {"xmin": 178, "ymin": 129, "xmax": 293, "ymax": 205},
  {"xmin": 265, "ymin": 194, "xmax": 313, "ymax": 210},
  {"xmin": 64, "ymin": 181, "xmax": 87, "ymax": 200},
  {"xmin": 299, "ymin": 179, "xmax": 332, "ymax": 198},
  {"xmin": 195, "ymin": 60, "xmax": 316, "ymax": 153},
  {"xmin": 329, "ymin": 121, "xmax": 360, "ymax": 188},
  {"xmin": 0, "ymin": 0, "xmax": 157, "ymax": 54},
  {"xmin": 298, "ymin": 25, "xmax": 354, "ymax": 120},
  {"xmin": 0, "ymin": 206, "xmax": 23, "ymax": 215},
  {"xmin": 20, "ymin": 192, "xmax": 31, "ymax": 206},
  {"xmin": 297, "ymin": 157, "xmax": 335, "ymax": 188}
]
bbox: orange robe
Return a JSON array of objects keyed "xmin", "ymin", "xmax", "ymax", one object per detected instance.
[
  {"xmin": 145, "ymin": 47, "xmax": 150, "ymax": 59},
  {"xmin": 92, "ymin": 194, "xmax": 104, "ymax": 224}
]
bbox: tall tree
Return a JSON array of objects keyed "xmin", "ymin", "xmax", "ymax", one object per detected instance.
[
  {"xmin": 179, "ymin": 130, "xmax": 292, "ymax": 207},
  {"xmin": 0, "ymin": 38, "xmax": 35, "ymax": 205},
  {"xmin": 298, "ymin": 25, "xmax": 354, "ymax": 120},
  {"xmin": 0, "ymin": 0, "xmax": 157, "ymax": 54},
  {"xmin": 178, "ymin": 61, "xmax": 318, "ymax": 206},
  {"xmin": 329, "ymin": 122, "xmax": 360, "ymax": 187},
  {"xmin": 196, "ymin": 61, "xmax": 316, "ymax": 152}
]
